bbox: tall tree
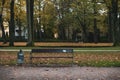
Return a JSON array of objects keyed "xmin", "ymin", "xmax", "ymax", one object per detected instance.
[
  {"xmin": 41, "ymin": 0, "xmax": 57, "ymax": 39},
  {"xmin": 26, "ymin": 0, "xmax": 34, "ymax": 46},
  {"xmin": 104, "ymin": 0, "xmax": 120, "ymax": 45},
  {"xmin": 0, "ymin": 0, "xmax": 6, "ymax": 43},
  {"xmin": 9, "ymin": 0, "xmax": 15, "ymax": 46},
  {"xmin": 93, "ymin": 0, "xmax": 98, "ymax": 43},
  {"xmin": 72, "ymin": 0, "xmax": 92, "ymax": 42},
  {"xmin": 15, "ymin": 0, "xmax": 22, "ymax": 39},
  {"xmin": 111, "ymin": 0, "xmax": 119, "ymax": 46},
  {"xmin": 57, "ymin": 0, "xmax": 72, "ymax": 40}
]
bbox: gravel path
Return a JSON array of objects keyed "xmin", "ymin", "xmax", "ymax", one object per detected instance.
[{"xmin": 0, "ymin": 66, "xmax": 120, "ymax": 80}]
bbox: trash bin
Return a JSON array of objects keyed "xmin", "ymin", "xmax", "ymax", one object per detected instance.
[{"xmin": 17, "ymin": 49, "xmax": 24, "ymax": 65}]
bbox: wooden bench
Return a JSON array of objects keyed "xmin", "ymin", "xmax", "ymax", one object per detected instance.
[{"xmin": 30, "ymin": 48, "xmax": 74, "ymax": 66}]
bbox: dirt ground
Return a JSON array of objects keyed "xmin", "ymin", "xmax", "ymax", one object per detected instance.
[
  {"xmin": 0, "ymin": 42, "xmax": 113, "ymax": 47},
  {"xmin": 0, "ymin": 66, "xmax": 120, "ymax": 80}
]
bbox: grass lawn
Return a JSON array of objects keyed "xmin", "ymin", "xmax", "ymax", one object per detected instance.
[{"xmin": 0, "ymin": 50, "xmax": 120, "ymax": 67}]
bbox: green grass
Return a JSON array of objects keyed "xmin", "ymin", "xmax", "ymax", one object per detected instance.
[
  {"xmin": 74, "ymin": 52, "xmax": 120, "ymax": 67},
  {"xmin": 0, "ymin": 46, "xmax": 41, "ymax": 49},
  {"xmin": 0, "ymin": 51, "xmax": 120, "ymax": 67},
  {"xmin": 0, "ymin": 46, "xmax": 120, "ymax": 50},
  {"xmin": 74, "ymin": 46, "xmax": 120, "ymax": 50},
  {"xmin": 77, "ymin": 61, "xmax": 120, "ymax": 67}
]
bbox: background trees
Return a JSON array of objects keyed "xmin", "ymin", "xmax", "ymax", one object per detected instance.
[
  {"xmin": 0, "ymin": 0, "xmax": 7, "ymax": 43},
  {"xmin": 0, "ymin": 0, "xmax": 120, "ymax": 46},
  {"xmin": 104, "ymin": 0, "xmax": 120, "ymax": 46}
]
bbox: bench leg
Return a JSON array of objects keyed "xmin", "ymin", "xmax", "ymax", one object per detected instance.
[
  {"xmin": 30, "ymin": 52, "xmax": 32, "ymax": 65},
  {"xmin": 72, "ymin": 53, "xmax": 74, "ymax": 66}
]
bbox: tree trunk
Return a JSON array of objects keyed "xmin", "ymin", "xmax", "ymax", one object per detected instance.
[
  {"xmin": 38, "ymin": 0, "xmax": 41, "ymax": 40},
  {"xmin": 82, "ymin": 9, "xmax": 87, "ymax": 42},
  {"xmin": 93, "ymin": 0, "xmax": 98, "ymax": 43},
  {"xmin": 0, "ymin": 0, "xmax": 6, "ymax": 43},
  {"xmin": 58, "ymin": 24, "xmax": 66, "ymax": 40},
  {"xmin": 26, "ymin": 0, "xmax": 34, "ymax": 46},
  {"xmin": 0, "ymin": 15, "xmax": 6, "ymax": 43},
  {"xmin": 111, "ymin": 0, "xmax": 119, "ymax": 46},
  {"xmin": 118, "ymin": 14, "xmax": 120, "ymax": 42},
  {"xmin": 107, "ymin": 8, "xmax": 113, "ymax": 42},
  {"xmin": 18, "ymin": 19, "xmax": 22, "ymax": 39},
  {"xmin": 9, "ymin": 0, "xmax": 15, "ymax": 46}
]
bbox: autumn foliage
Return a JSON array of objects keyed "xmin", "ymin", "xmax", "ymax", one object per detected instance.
[{"xmin": 0, "ymin": 51, "xmax": 120, "ymax": 67}]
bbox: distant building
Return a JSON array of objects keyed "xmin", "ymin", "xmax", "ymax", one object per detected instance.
[{"xmin": 0, "ymin": 20, "xmax": 28, "ymax": 39}]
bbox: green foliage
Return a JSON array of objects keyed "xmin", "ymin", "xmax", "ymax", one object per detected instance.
[{"xmin": 0, "ymin": 0, "xmax": 120, "ymax": 44}]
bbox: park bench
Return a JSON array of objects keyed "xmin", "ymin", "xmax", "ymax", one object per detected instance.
[{"xmin": 30, "ymin": 48, "xmax": 74, "ymax": 66}]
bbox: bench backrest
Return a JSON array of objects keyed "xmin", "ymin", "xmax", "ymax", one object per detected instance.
[{"xmin": 31, "ymin": 49, "xmax": 73, "ymax": 53}]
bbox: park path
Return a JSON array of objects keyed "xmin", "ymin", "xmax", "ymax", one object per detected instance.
[
  {"xmin": 0, "ymin": 42, "xmax": 113, "ymax": 47},
  {"xmin": 0, "ymin": 66, "xmax": 120, "ymax": 80}
]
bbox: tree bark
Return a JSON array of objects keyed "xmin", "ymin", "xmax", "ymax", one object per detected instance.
[
  {"xmin": 0, "ymin": 0, "xmax": 6, "ymax": 43},
  {"xmin": 93, "ymin": 0, "xmax": 98, "ymax": 43},
  {"xmin": 107, "ymin": 8, "xmax": 113, "ymax": 42},
  {"xmin": 9, "ymin": 0, "xmax": 15, "ymax": 46},
  {"xmin": 26, "ymin": 0, "xmax": 34, "ymax": 46},
  {"xmin": 111, "ymin": 0, "xmax": 119, "ymax": 46}
]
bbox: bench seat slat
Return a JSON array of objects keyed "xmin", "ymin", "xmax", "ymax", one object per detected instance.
[
  {"xmin": 31, "ymin": 49, "xmax": 73, "ymax": 53},
  {"xmin": 31, "ymin": 56, "xmax": 73, "ymax": 58},
  {"xmin": 30, "ymin": 49, "xmax": 74, "ymax": 65}
]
